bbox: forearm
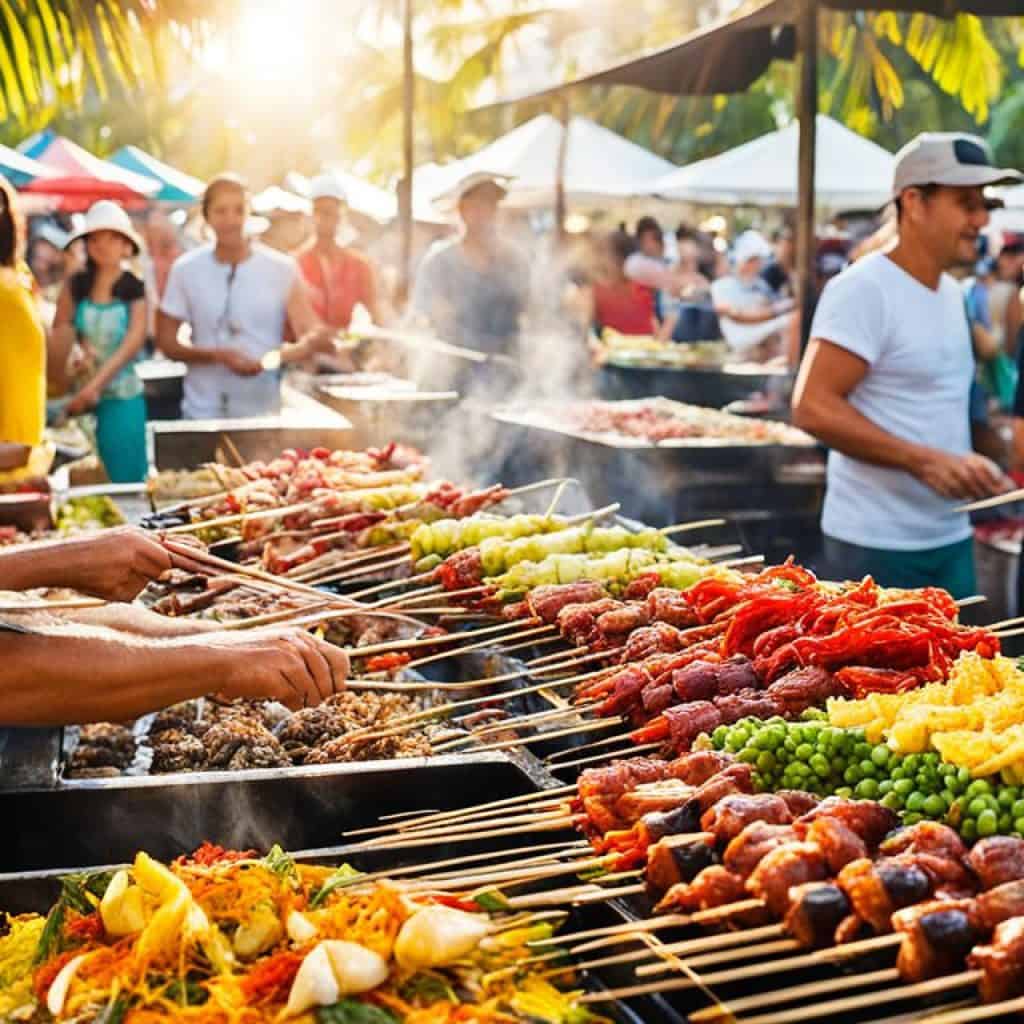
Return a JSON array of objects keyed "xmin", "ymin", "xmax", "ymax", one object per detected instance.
[
  {"xmin": 0, "ymin": 540, "xmax": 81, "ymax": 591},
  {"xmin": 0, "ymin": 629, "xmax": 224, "ymax": 725},
  {"xmin": 85, "ymin": 342, "xmax": 145, "ymax": 394},
  {"xmin": 156, "ymin": 319, "xmax": 221, "ymax": 366},
  {"xmin": 280, "ymin": 336, "xmax": 316, "ymax": 365},
  {"xmin": 57, "ymin": 604, "xmax": 222, "ymax": 637},
  {"xmin": 792, "ymin": 392, "xmax": 924, "ymax": 471},
  {"xmin": 720, "ymin": 305, "xmax": 786, "ymax": 325}
]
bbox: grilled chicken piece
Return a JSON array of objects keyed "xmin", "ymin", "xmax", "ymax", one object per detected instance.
[
  {"xmin": 797, "ymin": 797, "xmax": 898, "ymax": 849},
  {"xmin": 972, "ymin": 881, "xmax": 1024, "ymax": 933},
  {"xmin": 968, "ymin": 837, "xmax": 1024, "ymax": 891},
  {"xmin": 656, "ymin": 865, "xmax": 747, "ymax": 914},
  {"xmin": 784, "ymin": 882, "xmax": 851, "ymax": 948},
  {"xmin": 836, "ymin": 857, "xmax": 933, "ymax": 934},
  {"xmin": 893, "ymin": 899, "xmax": 978, "ymax": 982},
  {"xmin": 880, "ymin": 822, "xmax": 968, "ymax": 863},
  {"xmin": 645, "ymin": 835, "xmax": 717, "ymax": 896},
  {"xmin": 723, "ymin": 823, "xmax": 800, "ymax": 879},
  {"xmin": 969, "ymin": 916, "xmax": 1024, "ymax": 1003},
  {"xmin": 701, "ymin": 794, "xmax": 793, "ymax": 846},
  {"xmin": 746, "ymin": 841, "xmax": 828, "ymax": 917},
  {"xmin": 801, "ymin": 817, "xmax": 869, "ymax": 875}
]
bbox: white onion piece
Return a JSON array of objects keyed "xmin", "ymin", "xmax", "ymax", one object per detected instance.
[
  {"xmin": 46, "ymin": 953, "xmax": 87, "ymax": 1016},
  {"xmin": 394, "ymin": 905, "xmax": 490, "ymax": 971}
]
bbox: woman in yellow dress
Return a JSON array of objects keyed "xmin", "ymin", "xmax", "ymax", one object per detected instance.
[{"xmin": 0, "ymin": 175, "xmax": 45, "ymax": 455}]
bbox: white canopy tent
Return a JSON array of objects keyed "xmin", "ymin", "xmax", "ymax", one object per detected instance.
[
  {"xmin": 416, "ymin": 114, "xmax": 677, "ymax": 211},
  {"xmin": 651, "ymin": 114, "xmax": 895, "ymax": 210}
]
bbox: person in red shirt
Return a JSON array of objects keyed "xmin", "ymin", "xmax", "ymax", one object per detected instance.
[
  {"xmin": 589, "ymin": 229, "xmax": 657, "ymax": 337},
  {"xmin": 294, "ymin": 172, "xmax": 380, "ymax": 329}
]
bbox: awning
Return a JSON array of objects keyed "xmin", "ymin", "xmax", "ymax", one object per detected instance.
[
  {"xmin": 18, "ymin": 135, "xmax": 160, "ymax": 210},
  {"xmin": 110, "ymin": 146, "xmax": 204, "ymax": 203},
  {"xmin": 488, "ymin": 0, "xmax": 1021, "ymax": 104},
  {"xmin": 651, "ymin": 114, "xmax": 894, "ymax": 209},
  {"xmin": 0, "ymin": 144, "xmax": 56, "ymax": 187}
]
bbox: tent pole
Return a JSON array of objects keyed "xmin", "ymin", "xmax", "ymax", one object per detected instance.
[
  {"xmin": 398, "ymin": 0, "xmax": 415, "ymax": 305},
  {"xmin": 795, "ymin": 0, "xmax": 818, "ymax": 350},
  {"xmin": 554, "ymin": 95, "xmax": 569, "ymax": 243}
]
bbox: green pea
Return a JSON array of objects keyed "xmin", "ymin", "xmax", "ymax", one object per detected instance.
[
  {"xmin": 903, "ymin": 755, "xmax": 920, "ymax": 774},
  {"xmin": 1015, "ymin": 817, "xmax": 1024, "ymax": 835},
  {"xmin": 1012, "ymin": 800, "xmax": 1024, "ymax": 821},
  {"xmin": 757, "ymin": 752, "xmax": 777, "ymax": 773},
  {"xmin": 855, "ymin": 779, "xmax": 879, "ymax": 799},
  {"xmin": 956, "ymin": 767, "xmax": 972, "ymax": 790},
  {"xmin": 844, "ymin": 766, "xmax": 862, "ymax": 785},
  {"xmin": 978, "ymin": 809, "xmax": 999, "ymax": 837},
  {"xmin": 1000, "ymin": 813, "xmax": 1014, "ymax": 833},
  {"xmin": 999, "ymin": 788, "xmax": 1018, "ymax": 809},
  {"xmin": 923, "ymin": 794, "xmax": 946, "ymax": 818},
  {"xmin": 855, "ymin": 743, "xmax": 872, "ymax": 760},
  {"xmin": 878, "ymin": 780, "xmax": 894, "ymax": 796},
  {"xmin": 967, "ymin": 779, "xmax": 994, "ymax": 798},
  {"xmin": 871, "ymin": 745, "xmax": 890, "ymax": 767},
  {"xmin": 961, "ymin": 818, "xmax": 978, "ymax": 841},
  {"xmin": 894, "ymin": 779, "xmax": 914, "ymax": 797},
  {"xmin": 903, "ymin": 812, "xmax": 923, "ymax": 826},
  {"xmin": 891, "ymin": 766, "xmax": 907, "ymax": 781},
  {"xmin": 967, "ymin": 797, "xmax": 990, "ymax": 818},
  {"xmin": 794, "ymin": 743, "xmax": 814, "ymax": 762},
  {"xmin": 880, "ymin": 792, "xmax": 903, "ymax": 811},
  {"xmin": 739, "ymin": 748, "xmax": 759, "ymax": 764},
  {"xmin": 859, "ymin": 762, "xmax": 878, "ymax": 780},
  {"xmin": 810, "ymin": 754, "xmax": 830, "ymax": 777},
  {"xmin": 906, "ymin": 792, "xmax": 927, "ymax": 813},
  {"xmin": 835, "ymin": 787, "xmax": 853, "ymax": 799},
  {"xmin": 712, "ymin": 725, "xmax": 729, "ymax": 746}
]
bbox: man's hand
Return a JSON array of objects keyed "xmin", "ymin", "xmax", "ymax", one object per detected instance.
[
  {"xmin": 66, "ymin": 382, "xmax": 102, "ymax": 416},
  {"xmin": 217, "ymin": 348, "xmax": 263, "ymax": 376},
  {"xmin": 0, "ymin": 443, "xmax": 30, "ymax": 471},
  {"xmin": 915, "ymin": 450, "xmax": 1012, "ymax": 501},
  {"xmin": 59, "ymin": 527, "xmax": 201, "ymax": 602},
  {"xmin": 210, "ymin": 628, "xmax": 349, "ymax": 709}
]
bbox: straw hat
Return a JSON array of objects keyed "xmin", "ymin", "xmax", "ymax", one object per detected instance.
[{"xmin": 65, "ymin": 200, "xmax": 144, "ymax": 254}]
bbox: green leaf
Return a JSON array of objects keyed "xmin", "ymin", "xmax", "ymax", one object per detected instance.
[
  {"xmin": 472, "ymin": 889, "xmax": 509, "ymax": 912},
  {"xmin": 310, "ymin": 863, "xmax": 364, "ymax": 908},
  {"xmin": 316, "ymin": 999, "xmax": 399, "ymax": 1024},
  {"xmin": 0, "ymin": 0, "xmax": 39, "ymax": 106},
  {"xmin": 94, "ymin": 994, "xmax": 131, "ymax": 1024},
  {"xmin": 33, "ymin": 870, "xmax": 114, "ymax": 963},
  {"xmin": 398, "ymin": 971, "xmax": 457, "ymax": 1004},
  {"xmin": 261, "ymin": 844, "xmax": 297, "ymax": 881}
]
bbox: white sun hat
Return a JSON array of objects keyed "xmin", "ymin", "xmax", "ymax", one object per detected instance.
[
  {"xmin": 65, "ymin": 200, "xmax": 144, "ymax": 254},
  {"xmin": 309, "ymin": 172, "xmax": 349, "ymax": 203}
]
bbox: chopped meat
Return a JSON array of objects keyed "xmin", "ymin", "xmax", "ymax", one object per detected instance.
[
  {"xmin": 641, "ymin": 683, "xmax": 676, "ymax": 715},
  {"xmin": 802, "ymin": 816, "xmax": 869, "ymax": 874},
  {"xmin": 968, "ymin": 837, "xmax": 1024, "ymax": 891},
  {"xmin": 656, "ymin": 865, "xmax": 748, "ymax": 914},
  {"xmin": 202, "ymin": 719, "xmax": 290, "ymax": 771},
  {"xmin": 724, "ymin": 823, "xmax": 800, "ymax": 879},
  {"xmin": 714, "ymin": 656, "xmax": 760, "ymax": 695},
  {"xmin": 645, "ymin": 836, "xmax": 717, "ymax": 896},
  {"xmin": 880, "ymin": 822, "xmax": 968, "ymax": 863},
  {"xmin": 149, "ymin": 729, "xmax": 207, "ymax": 773},
  {"xmin": 622, "ymin": 623, "xmax": 687, "ymax": 662},
  {"xmin": 556, "ymin": 598, "xmax": 623, "ymax": 645},
  {"xmin": 646, "ymin": 588, "xmax": 699, "ymax": 629},
  {"xmin": 969, "ymin": 916, "xmax": 1024, "ymax": 1003},
  {"xmin": 663, "ymin": 750, "xmax": 736, "ymax": 787},
  {"xmin": 595, "ymin": 605, "xmax": 651, "ymax": 636},
  {"xmin": 701, "ymin": 794, "xmax": 793, "ymax": 846},
  {"xmin": 893, "ymin": 900, "xmax": 978, "ymax": 982},
  {"xmin": 765, "ymin": 666, "xmax": 839, "ymax": 716},
  {"xmin": 523, "ymin": 582, "xmax": 609, "ymax": 623},
  {"xmin": 578, "ymin": 758, "xmax": 672, "ymax": 835},
  {"xmin": 663, "ymin": 701, "xmax": 723, "ymax": 751},
  {"xmin": 776, "ymin": 791, "xmax": 820, "ymax": 818},
  {"xmin": 686, "ymin": 762, "xmax": 755, "ymax": 813},
  {"xmin": 617, "ymin": 780, "xmax": 695, "ymax": 825},
  {"xmin": 670, "ymin": 661, "xmax": 719, "ymax": 703},
  {"xmin": 713, "ymin": 691, "xmax": 780, "ymax": 726},
  {"xmin": 148, "ymin": 702, "xmax": 198, "ymax": 737},
  {"xmin": 798, "ymin": 797, "xmax": 898, "ymax": 849},
  {"xmin": 837, "ymin": 858, "xmax": 933, "ymax": 934},
  {"xmin": 746, "ymin": 841, "xmax": 828, "ymax": 917},
  {"xmin": 972, "ymin": 881, "xmax": 1024, "ymax": 933},
  {"xmin": 784, "ymin": 882, "xmax": 851, "ymax": 948}
]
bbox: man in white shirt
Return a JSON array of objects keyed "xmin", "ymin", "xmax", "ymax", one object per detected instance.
[
  {"xmin": 793, "ymin": 133, "xmax": 1021, "ymax": 597},
  {"xmin": 156, "ymin": 173, "xmax": 333, "ymax": 419},
  {"xmin": 711, "ymin": 230, "xmax": 796, "ymax": 359}
]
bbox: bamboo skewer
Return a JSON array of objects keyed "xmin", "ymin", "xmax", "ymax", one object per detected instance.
[
  {"xmin": 163, "ymin": 499, "xmax": 317, "ymax": 535},
  {"xmin": 546, "ymin": 730, "xmax": 639, "ymax": 762},
  {"xmin": 311, "ymin": 552, "xmax": 414, "ymax": 584},
  {"xmin": 562, "ymin": 936, "xmax": 801, "ymax": 979},
  {"xmin": 635, "ymin": 930, "xmax": 903, "ymax": 979},
  {"xmin": 660, "ymin": 518, "xmax": 727, "ymax": 536},
  {"xmin": 528, "ymin": 645, "xmax": 587, "ymax": 666},
  {"xmin": 914, "ymin": 996, "xmax": 1024, "ymax": 1024},
  {"xmin": 502, "ymin": 880, "xmax": 646, "ymax": 909},
  {"xmin": 357, "ymin": 807, "xmax": 579, "ymax": 845},
  {"xmin": 732, "ymin": 970, "xmax": 982, "ymax": 1024},
  {"xmin": 955, "ymin": 595, "xmax": 986, "ymax": 608},
  {"xmin": 547, "ymin": 743, "xmax": 661, "ymax": 771},
  {"xmin": 401, "ymin": 624, "xmax": 557, "ymax": 669},
  {"xmin": 399, "ymin": 854, "xmax": 611, "ymax": 893},
  {"xmin": 452, "ymin": 716, "xmax": 625, "ymax": 754},
  {"xmin": 346, "ymin": 571, "xmax": 435, "ymax": 602},
  {"xmin": 342, "ymin": 618, "xmax": 542, "ymax": 659},
  {"xmin": 721, "ymin": 554, "xmax": 767, "ymax": 569},
  {"xmin": 430, "ymin": 704, "xmax": 600, "ymax": 753},
  {"xmin": 569, "ymin": 921, "xmax": 784, "ymax": 958},
  {"xmin": 341, "ymin": 784, "xmax": 578, "ymax": 838},
  {"xmin": 0, "ymin": 597, "xmax": 108, "ymax": 612},
  {"xmin": 498, "ymin": 634, "xmax": 564, "ymax": 656},
  {"xmin": 338, "ymin": 815, "xmax": 583, "ymax": 853},
  {"xmin": 689, "ymin": 967, "xmax": 902, "ymax": 1022},
  {"xmin": 344, "ymin": 664, "xmax": 605, "ymax": 695},
  {"xmin": 579, "ymin": 932, "xmax": 903, "ymax": 1003},
  {"xmin": 957, "ymin": 488, "xmax": 1024, "ymax": 512},
  {"xmin": 290, "ymin": 543, "xmax": 412, "ymax": 582}
]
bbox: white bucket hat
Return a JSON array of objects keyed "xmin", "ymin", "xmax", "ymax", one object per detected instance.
[
  {"xmin": 433, "ymin": 170, "xmax": 514, "ymax": 213},
  {"xmin": 309, "ymin": 172, "xmax": 348, "ymax": 203},
  {"xmin": 65, "ymin": 200, "xmax": 144, "ymax": 254}
]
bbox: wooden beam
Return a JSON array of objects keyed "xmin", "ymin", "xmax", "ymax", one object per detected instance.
[{"xmin": 795, "ymin": 0, "xmax": 818, "ymax": 351}]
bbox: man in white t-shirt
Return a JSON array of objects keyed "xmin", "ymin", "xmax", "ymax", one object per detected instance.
[
  {"xmin": 711, "ymin": 230, "xmax": 796, "ymax": 360},
  {"xmin": 156, "ymin": 173, "xmax": 333, "ymax": 419},
  {"xmin": 793, "ymin": 133, "xmax": 1021, "ymax": 597}
]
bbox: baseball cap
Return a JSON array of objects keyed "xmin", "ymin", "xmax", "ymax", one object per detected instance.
[
  {"xmin": 434, "ymin": 170, "xmax": 512, "ymax": 211},
  {"xmin": 892, "ymin": 132, "xmax": 1022, "ymax": 199},
  {"xmin": 309, "ymin": 172, "xmax": 348, "ymax": 203},
  {"xmin": 731, "ymin": 229, "xmax": 773, "ymax": 266}
]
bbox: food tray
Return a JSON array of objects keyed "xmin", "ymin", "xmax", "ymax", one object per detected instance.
[{"xmin": 493, "ymin": 396, "xmax": 815, "ymax": 452}]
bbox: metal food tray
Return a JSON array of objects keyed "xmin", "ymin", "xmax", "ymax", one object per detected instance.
[{"xmin": 493, "ymin": 396, "xmax": 816, "ymax": 452}]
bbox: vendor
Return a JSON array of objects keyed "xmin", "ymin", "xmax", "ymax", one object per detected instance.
[
  {"xmin": 710, "ymin": 230, "xmax": 796, "ymax": 361},
  {"xmin": 408, "ymin": 171, "xmax": 528, "ymax": 367},
  {"xmin": 793, "ymin": 132, "xmax": 1021, "ymax": 597},
  {"xmin": 0, "ymin": 526, "xmax": 349, "ymax": 725},
  {"xmin": 0, "ymin": 175, "xmax": 45, "ymax": 457},
  {"xmin": 294, "ymin": 172, "xmax": 380, "ymax": 330},
  {"xmin": 156, "ymin": 173, "xmax": 334, "ymax": 419},
  {"xmin": 588, "ymin": 229, "xmax": 658, "ymax": 338}
]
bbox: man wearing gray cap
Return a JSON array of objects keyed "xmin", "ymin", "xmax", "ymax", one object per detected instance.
[
  {"xmin": 792, "ymin": 133, "xmax": 1020, "ymax": 597},
  {"xmin": 408, "ymin": 171, "xmax": 529, "ymax": 372}
]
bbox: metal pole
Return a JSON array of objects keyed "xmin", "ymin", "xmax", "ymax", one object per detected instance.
[
  {"xmin": 398, "ymin": 0, "xmax": 415, "ymax": 305},
  {"xmin": 554, "ymin": 95, "xmax": 570, "ymax": 243},
  {"xmin": 795, "ymin": 0, "xmax": 818, "ymax": 349}
]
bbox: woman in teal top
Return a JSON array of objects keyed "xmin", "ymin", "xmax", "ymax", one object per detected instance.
[{"xmin": 55, "ymin": 202, "xmax": 149, "ymax": 482}]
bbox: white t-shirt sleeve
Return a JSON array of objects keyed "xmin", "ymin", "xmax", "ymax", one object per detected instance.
[
  {"xmin": 624, "ymin": 252, "xmax": 672, "ymax": 289},
  {"xmin": 160, "ymin": 257, "xmax": 190, "ymax": 321},
  {"xmin": 809, "ymin": 266, "xmax": 887, "ymax": 366}
]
